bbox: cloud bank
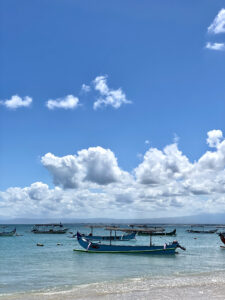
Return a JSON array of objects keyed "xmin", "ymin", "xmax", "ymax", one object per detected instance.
[{"xmin": 1, "ymin": 130, "xmax": 225, "ymax": 218}]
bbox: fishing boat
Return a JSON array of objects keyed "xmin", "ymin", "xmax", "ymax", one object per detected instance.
[
  {"xmin": 31, "ymin": 223, "xmax": 68, "ymax": 234},
  {"xmin": 81, "ymin": 231, "xmax": 136, "ymax": 241},
  {"xmin": 80, "ymin": 225, "xmax": 136, "ymax": 241},
  {"xmin": 74, "ymin": 231, "xmax": 186, "ymax": 254},
  {"xmin": 0, "ymin": 227, "xmax": 16, "ymax": 237},
  {"xmin": 186, "ymin": 225, "xmax": 217, "ymax": 234},
  {"xmin": 129, "ymin": 224, "xmax": 165, "ymax": 231},
  {"xmin": 218, "ymin": 232, "xmax": 225, "ymax": 246},
  {"xmin": 138, "ymin": 229, "xmax": 176, "ymax": 236}
]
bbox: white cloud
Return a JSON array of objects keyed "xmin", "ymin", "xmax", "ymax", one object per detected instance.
[
  {"xmin": 81, "ymin": 84, "xmax": 91, "ymax": 93},
  {"xmin": 207, "ymin": 129, "xmax": 223, "ymax": 148},
  {"xmin": 93, "ymin": 75, "xmax": 131, "ymax": 109},
  {"xmin": 206, "ymin": 42, "xmax": 225, "ymax": 51},
  {"xmin": 0, "ymin": 95, "xmax": 32, "ymax": 109},
  {"xmin": 41, "ymin": 146, "xmax": 130, "ymax": 189},
  {"xmin": 145, "ymin": 140, "xmax": 150, "ymax": 145},
  {"xmin": 46, "ymin": 95, "xmax": 79, "ymax": 110},
  {"xmin": 135, "ymin": 143, "xmax": 192, "ymax": 185},
  {"xmin": 1, "ymin": 130, "xmax": 225, "ymax": 218},
  {"xmin": 208, "ymin": 8, "xmax": 225, "ymax": 34}
]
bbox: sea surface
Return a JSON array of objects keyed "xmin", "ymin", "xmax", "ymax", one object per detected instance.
[{"xmin": 1, "ymin": 224, "xmax": 225, "ymax": 299}]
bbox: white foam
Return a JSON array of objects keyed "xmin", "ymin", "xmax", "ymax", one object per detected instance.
[{"xmin": 1, "ymin": 271, "xmax": 225, "ymax": 300}]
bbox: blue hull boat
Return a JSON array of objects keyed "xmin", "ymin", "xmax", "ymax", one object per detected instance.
[
  {"xmin": 81, "ymin": 231, "xmax": 136, "ymax": 241},
  {"xmin": 74, "ymin": 232, "xmax": 186, "ymax": 254}
]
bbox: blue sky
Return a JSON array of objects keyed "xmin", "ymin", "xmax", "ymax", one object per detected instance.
[{"xmin": 0, "ymin": 0, "xmax": 225, "ymax": 219}]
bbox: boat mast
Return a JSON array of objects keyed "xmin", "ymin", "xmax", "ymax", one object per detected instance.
[
  {"xmin": 150, "ymin": 233, "xmax": 152, "ymax": 246},
  {"xmin": 110, "ymin": 230, "xmax": 112, "ymax": 245}
]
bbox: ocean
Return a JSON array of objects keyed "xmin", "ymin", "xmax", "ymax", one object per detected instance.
[{"xmin": 0, "ymin": 224, "xmax": 225, "ymax": 299}]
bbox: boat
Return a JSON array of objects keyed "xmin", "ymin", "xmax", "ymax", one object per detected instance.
[
  {"xmin": 0, "ymin": 227, "xmax": 16, "ymax": 237},
  {"xmin": 105, "ymin": 226, "xmax": 175, "ymax": 236},
  {"xmin": 138, "ymin": 229, "xmax": 176, "ymax": 236},
  {"xmin": 80, "ymin": 231, "xmax": 136, "ymax": 241},
  {"xmin": 31, "ymin": 223, "xmax": 68, "ymax": 234},
  {"xmin": 218, "ymin": 232, "xmax": 225, "ymax": 245},
  {"xmin": 80, "ymin": 225, "xmax": 136, "ymax": 241},
  {"xmin": 186, "ymin": 226, "xmax": 217, "ymax": 234},
  {"xmin": 74, "ymin": 231, "xmax": 186, "ymax": 254},
  {"xmin": 129, "ymin": 224, "xmax": 165, "ymax": 231}
]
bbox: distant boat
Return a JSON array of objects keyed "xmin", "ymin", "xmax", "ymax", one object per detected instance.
[
  {"xmin": 80, "ymin": 231, "xmax": 136, "ymax": 241},
  {"xmin": 129, "ymin": 224, "xmax": 165, "ymax": 231},
  {"xmin": 80, "ymin": 225, "xmax": 136, "ymax": 241},
  {"xmin": 138, "ymin": 229, "xmax": 176, "ymax": 236},
  {"xmin": 0, "ymin": 227, "xmax": 16, "ymax": 237},
  {"xmin": 186, "ymin": 226, "xmax": 217, "ymax": 234},
  {"xmin": 74, "ymin": 231, "xmax": 186, "ymax": 254},
  {"xmin": 31, "ymin": 223, "xmax": 68, "ymax": 234},
  {"xmin": 106, "ymin": 226, "xmax": 176, "ymax": 237}
]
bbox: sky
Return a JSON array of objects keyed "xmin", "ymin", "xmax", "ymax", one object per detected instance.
[{"xmin": 0, "ymin": 0, "xmax": 225, "ymax": 219}]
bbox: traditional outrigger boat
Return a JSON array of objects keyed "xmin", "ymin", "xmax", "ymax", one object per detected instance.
[
  {"xmin": 138, "ymin": 229, "xmax": 176, "ymax": 236},
  {"xmin": 0, "ymin": 227, "xmax": 16, "ymax": 237},
  {"xmin": 31, "ymin": 223, "xmax": 68, "ymax": 234},
  {"xmin": 80, "ymin": 225, "xmax": 136, "ymax": 241},
  {"xmin": 81, "ymin": 231, "xmax": 136, "ymax": 241},
  {"xmin": 74, "ymin": 230, "xmax": 186, "ymax": 254},
  {"xmin": 186, "ymin": 225, "xmax": 217, "ymax": 234},
  {"xmin": 109, "ymin": 226, "xmax": 176, "ymax": 236}
]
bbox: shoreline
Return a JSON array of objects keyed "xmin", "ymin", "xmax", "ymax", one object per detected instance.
[{"xmin": 1, "ymin": 272, "xmax": 225, "ymax": 300}]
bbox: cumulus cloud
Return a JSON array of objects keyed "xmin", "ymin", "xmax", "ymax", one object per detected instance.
[
  {"xmin": 1, "ymin": 130, "xmax": 225, "ymax": 218},
  {"xmin": 41, "ymin": 146, "xmax": 130, "ymax": 189},
  {"xmin": 93, "ymin": 75, "xmax": 131, "ymax": 109},
  {"xmin": 207, "ymin": 129, "xmax": 223, "ymax": 147},
  {"xmin": 0, "ymin": 95, "xmax": 32, "ymax": 109},
  {"xmin": 208, "ymin": 8, "xmax": 225, "ymax": 34},
  {"xmin": 206, "ymin": 42, "xmax": 225, "ymax": 51},
  {"xmin": 46, "ymin": 95, "xmax": 79, "ymax": 110},
  {"xmin": 135, "ymin": 143, "xmax": 192, "ymax": 185}
]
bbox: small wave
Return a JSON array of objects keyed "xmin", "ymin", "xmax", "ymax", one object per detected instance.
[{"xmin": 1, "ymin": 271, "xmax": 225, "ymax": 300}]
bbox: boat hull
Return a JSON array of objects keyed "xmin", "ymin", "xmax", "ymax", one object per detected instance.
[
  {"xmin": 74, "ymin": 248, "xmax": 177, "ymax": 254},
  {"xmin": 186, "ymin": 229, "xmax": 217, "ymax": 234},
  {"xmin": 0, "ymin": 228, "xmax": 16, "ymax": 237},
  {"xmin": 219, "ymin": 233, "xmax": 225, "ymax": 245}
]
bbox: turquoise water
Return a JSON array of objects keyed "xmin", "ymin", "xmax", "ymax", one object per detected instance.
[{"xmin": 0, "ymin": 224, "xmax": 225, "ymax": 296}]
